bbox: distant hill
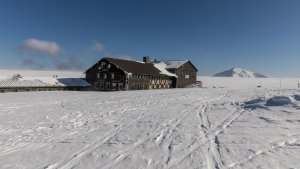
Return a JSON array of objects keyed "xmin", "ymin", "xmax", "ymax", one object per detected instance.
[{"xmin": 213, "ymin": 67, "xmax": 269, "ymax": 78}]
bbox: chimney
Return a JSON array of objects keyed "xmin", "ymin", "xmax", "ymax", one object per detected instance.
[{"xmin": 143, "ymin": 56, "xmax": 150, "ymax": 63}]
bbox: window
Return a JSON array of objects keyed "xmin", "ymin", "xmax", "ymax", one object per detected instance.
[
  {"xmin": 97, "ymin": 73, "xmax": 100, "ymax": 79},
  {"xmin": 185, "ymin": 74, "xmax": 189, "ymax": 79},
  {"xmin": 95, "ymin": 82, "xmax": 99, "ymax": 89},
  {"xmin": 107, "ymin": 64, "xmax": 111, "ymax": 69},
  {"xmin": 100, "ymin": 82, "xmax": 104, "ymax": 90},
  {"xmin": 112, "ymin": 83, "xmax": 116, "ymax": 90},
  {"xmin": 118, "ymin": 83, "xmax": 123, "ymax": 90},
  {"xmin": 111, "ymin": 73, "xmax": 114, "ymax": 79},
  {"xmin": 131, "ymin": 85, "xmax": 135, "ymax": 90},
  {"xmin": 105, "ymin": 82, "xmax": 110, "ymax": 90},
  {"xmin": 103, "ymin": 73, "xmax": 107, "ymax": 79}
]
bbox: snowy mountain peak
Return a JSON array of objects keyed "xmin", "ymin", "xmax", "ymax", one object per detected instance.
[{"xmin": 214, "ymin": 67, "xmax": 269, "ymax": 78}]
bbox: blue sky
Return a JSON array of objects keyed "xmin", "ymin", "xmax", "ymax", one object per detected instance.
[{"xmin": 0, "ymin": 0, "xmax": 300, "ymax": 77}]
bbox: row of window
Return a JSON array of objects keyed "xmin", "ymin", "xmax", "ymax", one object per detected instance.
[
  {"xmin": 95, "ymin": 82, "xmax": 124, "ymax": 91},
  {"xmin": 130, "ymin": 84, "xmax": 149, "ymax": 90},
  {"xmin": 97, "ymin": 73, "xmax": 114, "ymax": 79},
  {"xmin": 98, "ymin": 62, "xmax": 111, "ymax": 70},
  {"xmin": 150, "ymin": 84, "xmax": 171, "ymax": 89},
  {"xmin": 177, "ymin": 71, "xmax": 197, "ymax": 77},
  {"xmin": 96, "ymin": 72, "xmax": 195, "ymax": 81},
  {"xmin": 97, "ymin": 73, "xmax": 172, "ymax": 80},
  {"xmin": 150, "ymin": 79, "xmax": 172, "ymax": 85},
  {"xmin": 129, "ymin": 75, "xmax": 170, "ymax": 80},
  {"xmin": 130, "ymin": 84, "xmax": 171, "ymax": 90},
  {"xmin": 96, "ymin": 72, "xmax": 196, "ymax": 80},
  {"xmin": 0, "ymin": 88, "xmax": 63, "ymax": 93}
]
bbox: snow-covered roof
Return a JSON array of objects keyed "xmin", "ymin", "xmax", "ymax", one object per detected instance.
[
  {"xmin": 159, "ymin": 60, "xmax": 189, "ymax": 69},
  {"xmin": 0, "ymin": 76, "xmax": 62, "ymax": 88},
  {"xmin": 153, "ymin": 62, "xmax": 177, "ymax": 77},
  {"xmin": 0, "ymin": 69, "xmax": 90, "ymax": 88},
  {"xmin": 86, "ymin": 57, "xmax": 163, "ymax": 76}
]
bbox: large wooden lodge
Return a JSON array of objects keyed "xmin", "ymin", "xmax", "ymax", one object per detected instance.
[
  {"xmin": 0, "ymin": 57, "xmax": 197, "ymax": 93},
  {"xmin": 85, "ymin": 56, "xmax": 198, "ymax": 91}
]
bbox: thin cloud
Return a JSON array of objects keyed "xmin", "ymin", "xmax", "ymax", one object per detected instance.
[
  {"xmin": 54, "ymin": 56, "xmax": 83, "ymax": 70},
  {"xmin": 15, "ymin": 39, "xmax": 133, "ymax": 71},
  {"xmin": 15, "ymin": 38, "xmax": 83, "ymax": 70},
  {"xmin": 91, "ymin": 41, "xmax": 104, "ymax": 52},
  {"xmin": 87, "ymin": 41, "xmax": 133, "ymax": 60},
  {"xmin": 16, "ymin": 38, "xmax": 63, "ymax": 56},
  {"xmin": 87, "ymin": 41, "xmax": 110, "ymax": 56},
  {"xmin": 21, "ymin": 58, "xmax": 45, "ymax": 69},
  {"xmin": 116, "ymin": 55, "xmax": 134, "ymax": 60}
]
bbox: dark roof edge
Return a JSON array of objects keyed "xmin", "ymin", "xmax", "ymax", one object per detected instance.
[{"xmin": 187, "ymin": 60, "xmax": 198, "ymax": 72}]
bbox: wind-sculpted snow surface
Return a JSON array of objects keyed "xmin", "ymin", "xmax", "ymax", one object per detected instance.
[{"xmin": 0, "ymin": 89, "xmax": 300, "ymax": 169}]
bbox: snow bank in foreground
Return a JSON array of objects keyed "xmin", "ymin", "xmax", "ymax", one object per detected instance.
[
  {"xmin": 1, "ymin": 89, "xmax": 300, "ymax": 169},
  {"xmin": 244, "ymin": 94, "xmax": 300, "ymax": 109},
  {"xmin": 294, "ymin": 95, "xmax": 300, "ymax": 101},
  {"xmin": 265, "ymin": 96, "xmax": 292, "ymax": 106}
]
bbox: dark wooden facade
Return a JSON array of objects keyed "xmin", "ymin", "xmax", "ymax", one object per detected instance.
[
  {"xmin": 85, "ymin": 58, "xmax": 176, "ymax": 91},
  {"xmin": 86, "ymin": 59, "xmax": 127, "ymax": 91},
  {"xmin": 166, "ymin": 61, "xmax": 198, "ymax": 88},
  {"xmin": 0, "ymin": 86, "xmax": 65, "ymax": 93}
]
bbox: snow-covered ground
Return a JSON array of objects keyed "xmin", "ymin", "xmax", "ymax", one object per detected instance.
[
  {"xmin": 199, "ymin": 76, "xmax": 300, "ymax": 89},
  {"xmin": 1, "ymin": 88, "xmax": 300, "ymax": 169}
]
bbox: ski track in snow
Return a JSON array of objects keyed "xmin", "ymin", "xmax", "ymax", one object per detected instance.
[{"xmin": 0, "ymin": 88, "xmax": 300, "ymax": 169}]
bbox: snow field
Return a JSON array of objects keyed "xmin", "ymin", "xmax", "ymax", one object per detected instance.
[
  {"xmin": 0, "ymin": 88, "xmax": 300, "ymax": 169},
  {"xmin": 198, "ymin": 76, "xmax": 300, "ymax": 89}
]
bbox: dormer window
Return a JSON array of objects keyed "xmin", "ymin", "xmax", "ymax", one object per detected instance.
[
  {"xmin": 107, "ymin": 64, "xmax": 111, "ymax": 69},
  {"xmin": 111, "ymin": 73, "xmax": 114, "ymax": 79}
]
